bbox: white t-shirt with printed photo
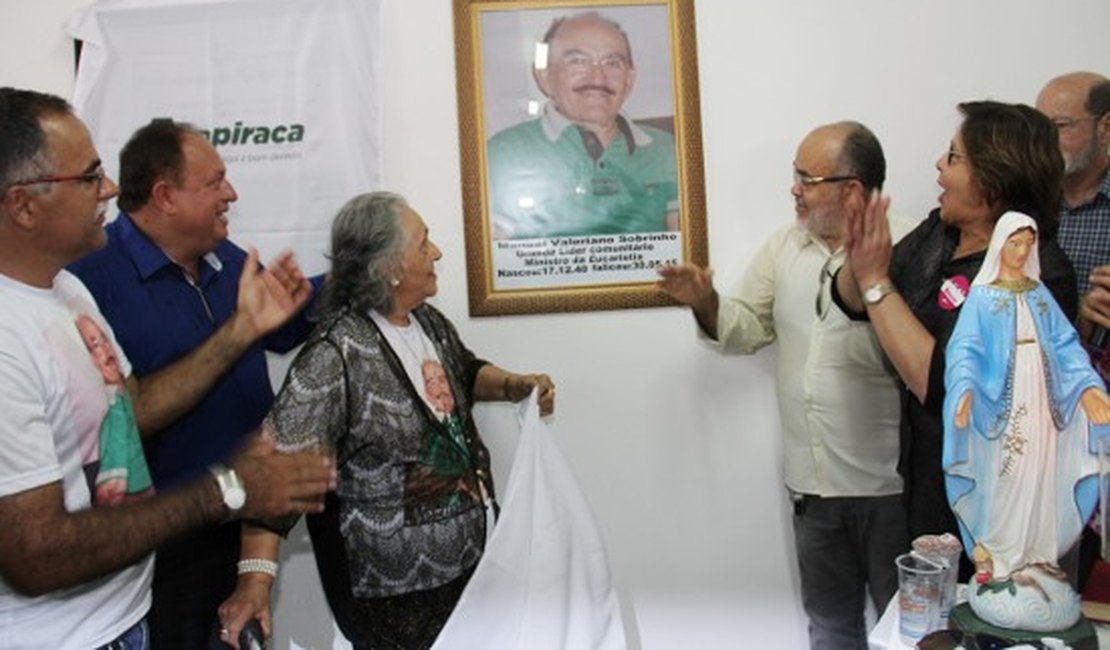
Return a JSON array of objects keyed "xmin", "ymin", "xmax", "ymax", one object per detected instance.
[{"xmin": 0, "ymin": 270, "xmax": 151, "ymax": 650}]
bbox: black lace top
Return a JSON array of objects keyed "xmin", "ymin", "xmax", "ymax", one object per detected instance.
[{"xmin": 263, "ymin": 303, "xmax": 494, "ymax": 598}]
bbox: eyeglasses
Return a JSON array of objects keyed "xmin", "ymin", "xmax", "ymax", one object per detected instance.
[
  {"xmin": 1051, "ymin": 116, "xmax": 1095, "ymax": 131},
  {"xmin": 815, "ymin": 256, "xmax": 839, "ymax": 320},
  {"xmin": 559, "ymin": 53, "xmax": 630, "ymax": 74},
  {"xmin": 9, "ymin": 167, "xmax": 106, "ymax": 191},
  {"xmin": 793, "ymin": 169, "xmax": 859, "ymax": 187},
  {"xmin": 945, "ymin": 147, "xmax": 969, "ymax": 166}
]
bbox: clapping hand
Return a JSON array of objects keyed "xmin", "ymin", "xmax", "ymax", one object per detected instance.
[
  {"xmin": 235, "ymin": 247, "xmax": 313, "ymax": 341},
  {"xmin": 844, "ymin": 190, "xmax": 894, "ymax": 289}
]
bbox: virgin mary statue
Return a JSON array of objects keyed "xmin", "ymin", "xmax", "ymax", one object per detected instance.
[{"xmin": 943, "ymin": 211, "xmax": 1110, "ymax": 631}]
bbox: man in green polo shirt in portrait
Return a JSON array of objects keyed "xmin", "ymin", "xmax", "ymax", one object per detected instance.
[{"xmin": 487, "ymin": 11, "xmax": 679, "ymax": 240}]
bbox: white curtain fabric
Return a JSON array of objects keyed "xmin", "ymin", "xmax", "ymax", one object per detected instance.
[{"xmin": 433, "ymin": 391, "xmax": 628, "ymax": 650}]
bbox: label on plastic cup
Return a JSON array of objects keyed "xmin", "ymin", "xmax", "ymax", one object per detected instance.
[{"xmin": 896, "ymin": 553, "xmax": 944, "ymax": 644}]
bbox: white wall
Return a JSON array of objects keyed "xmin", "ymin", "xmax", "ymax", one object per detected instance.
[{"xmin": 3, "ymin": 1, "xmax": 1109, "ymax": 648}]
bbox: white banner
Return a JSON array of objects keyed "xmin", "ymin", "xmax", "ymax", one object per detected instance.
[{"xmin": 66, "ymin": 0, "xmax": 383, "ymax": 274}]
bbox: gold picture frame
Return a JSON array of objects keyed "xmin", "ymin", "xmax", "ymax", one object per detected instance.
[{"xmin": 453, "ymin": 0, "xmax": 706, "ymax": 316}]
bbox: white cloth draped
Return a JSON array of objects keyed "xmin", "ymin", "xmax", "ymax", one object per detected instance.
[{"xmin": 431, "ymin": 391, "xmax": 628, "ymax": 650}]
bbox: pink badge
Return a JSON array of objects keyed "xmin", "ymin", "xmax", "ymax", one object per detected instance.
[{"xmin": 938, "ymin": 275, "xmax": 970, "ymax": 310}]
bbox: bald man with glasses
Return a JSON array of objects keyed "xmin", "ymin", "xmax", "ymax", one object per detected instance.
[
  {"xmin": 659, "ymin": 122, "xmax": 913, "ymax": 650},
  {"xmin": 487, "ymin": 11, "xmax": 678, "ymax": 240},
  {"xmin": 1036, "ymin": 72, "xmax": 1110, "ymax": 299},
  {"xmin": 1035, "ymin": 71, "xmax": 1110, "ymax": 596}
]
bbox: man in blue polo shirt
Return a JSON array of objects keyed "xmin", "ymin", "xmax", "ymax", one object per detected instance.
[
  {"xmin": 69, "ymin": 119, "xmax": 319, "ymax": 649},
  {"xmin": 487, "ymin": 11, "xmax": 678, "ymax": 240}
]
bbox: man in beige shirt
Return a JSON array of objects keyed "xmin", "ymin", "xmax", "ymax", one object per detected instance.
[{"xmin": 659, "ymin": 122, "xmax": 910, "ymax": 650}]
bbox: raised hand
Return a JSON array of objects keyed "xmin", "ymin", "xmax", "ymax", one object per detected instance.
[
  {"xmin": 658, "ymin": 263, "xmax": 720, "ymax": 337},
  {"xmin": 845, "ymin": 190, "xmax": 894, "ymax": 289},
  {"xmin": 234, "ymin": 247, "xmax": 313, "ymax": 341},
  {"xmin": 656, "ymin": 263, "xmax": 714, "ymax": 308}
]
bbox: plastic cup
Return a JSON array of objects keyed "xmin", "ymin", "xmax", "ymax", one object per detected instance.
[
  {"xmin": 912, "ymin": 534, "xmax": 962, "ymax": 625},
  {"xmin": 896, "ymin": 552, "xmax": 944, "ymax": 644}
]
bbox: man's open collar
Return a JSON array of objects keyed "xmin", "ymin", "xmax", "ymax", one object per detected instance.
[
  {"xmin": 538, "ymin": 101, "xmax": 655, "ymax": 152},
  {"xmin": 788, "ymin": 223, "xmax": 843, "ymax": 256},
  {"xmin": 116, "ymin": 212, "xmax": 224, "ymax": 281}
]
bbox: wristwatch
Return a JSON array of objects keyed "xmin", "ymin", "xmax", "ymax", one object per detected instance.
[
  {"xmin": 862, "ymin": 281, "xmax": 896, "ymax": 306},
  {"xmin": 208, "ymin": 463, "xmax": 246, "ymax": 519}
]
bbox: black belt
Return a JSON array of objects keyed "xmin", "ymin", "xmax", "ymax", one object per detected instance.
[{"xmin": 790, "ymin": 491, "xmax": 819, "ymax": 516}]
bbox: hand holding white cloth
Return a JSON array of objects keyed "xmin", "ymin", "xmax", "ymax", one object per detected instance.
[{"xmin": 431, "ymin": 390, "xmax": 628, "ymax": 650}]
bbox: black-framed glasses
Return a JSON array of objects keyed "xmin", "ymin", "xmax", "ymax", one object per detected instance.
[
  {"xmin": 793, "ymin": 169, "xmax": 859, "ymax": 187},
  {"xmin": 946, "ymin": 147, "xmax": 969, "ymax": 166},
  {"xmin": 8, "ymin": 167, "xmax": 106, "ymax": 191}
]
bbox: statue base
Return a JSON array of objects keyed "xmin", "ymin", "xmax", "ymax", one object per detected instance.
[{"xmin": 943, "ymin": 603, "xmax": 1098, "ymax": 649}]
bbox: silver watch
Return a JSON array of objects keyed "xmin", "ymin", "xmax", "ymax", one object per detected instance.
[
  {"xmin": 862, "ymin": 281, "xmax": 896, "ymax": 306},
  {"xmin": 208, "ymin": 463, "xmax": 246, "ymax": 518}
]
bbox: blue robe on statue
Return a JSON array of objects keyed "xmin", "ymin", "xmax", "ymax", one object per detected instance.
[{"xmin": 943, "ymin": 280, "xmax": 1109, "ymax": 578}]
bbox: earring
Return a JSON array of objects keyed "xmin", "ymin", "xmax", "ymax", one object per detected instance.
[{"xmin": 390, "ymin": 277, "xmax": 400, "ymax": 287}]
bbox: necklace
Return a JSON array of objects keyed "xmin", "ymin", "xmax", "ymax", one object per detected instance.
[{"xmin": 991, "ymin": 277, "xmax": 1037, "ymax": 293}]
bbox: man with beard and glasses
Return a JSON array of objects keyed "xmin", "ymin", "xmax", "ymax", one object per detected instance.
[
  {"xmin": 486, "ymin": 11, "xmax": 678, "ymax": 239},
  {"xmin": 1035, "ymin": 71, "xmax": 1110, "ymax": 594},
  {"xmin": 1036, "ymin": 72, "xmax": 1110, "ymax": 299},
  {"xmin": 658, "ymin": 122, "xmax": 913, "ymax": 650}
]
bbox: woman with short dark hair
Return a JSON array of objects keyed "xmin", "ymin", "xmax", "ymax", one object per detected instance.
[{"xmin": 833, "ymin": 101, "xmax": 1077, "ymax": 575}]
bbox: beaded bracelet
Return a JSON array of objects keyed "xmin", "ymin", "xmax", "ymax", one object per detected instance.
[{"xmin": 237, "ymin": 558, "xmax": 278, "ymax": 578}]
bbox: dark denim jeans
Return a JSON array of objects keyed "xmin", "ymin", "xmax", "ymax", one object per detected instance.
[
  {"xmin": 793, "ymin": 493, "xmax": 908, "ymax": 650},
  {"xmin": 96, "ymin": 618, "xmax": 149, "ymax": 650}
]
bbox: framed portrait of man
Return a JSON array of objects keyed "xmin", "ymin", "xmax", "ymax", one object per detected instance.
[{"xmin": 454, "ymin": 0, "xmax": 706, "ymax": 316}]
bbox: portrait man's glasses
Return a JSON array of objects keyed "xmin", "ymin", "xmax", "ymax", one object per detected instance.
[
  {"xmin": 560, "ymin": 53, "xmax": 630, "ymax": 74},
  {"xmin": 793, "ymin": 169, "xmax": 859, "ymax": 187},
  {"xmin": 9, "ymin": 167, "xmax": 106, "ymax": 191}
]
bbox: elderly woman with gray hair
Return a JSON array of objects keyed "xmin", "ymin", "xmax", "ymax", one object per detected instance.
[{"xmin": 217, "ymin": 192, "xmax": 555, "ymax": 650}]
